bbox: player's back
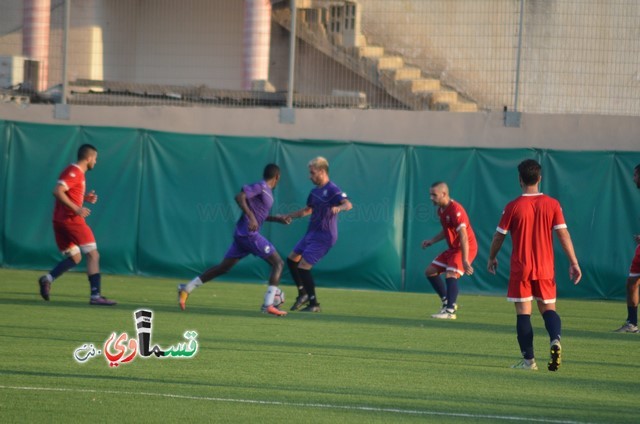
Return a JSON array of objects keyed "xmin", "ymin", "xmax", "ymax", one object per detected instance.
[{"xmin": 505, "ymin": 194, "xmax": 565, "ymax": 280}]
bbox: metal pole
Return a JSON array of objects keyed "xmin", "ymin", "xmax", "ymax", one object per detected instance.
[
  {"xmin": 513, "ymin": 0, "xmax": 525, "ymax": 112},
  {"xmin": 60, "ymin": 0, "xmax": 70, "ymax": 104},
  {"xmin": 286, "ymin": 0, "xmax": 297, "ymax": 109}
]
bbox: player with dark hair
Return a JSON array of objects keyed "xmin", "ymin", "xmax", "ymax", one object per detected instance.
[
  {"xmin": 284, "ymin": 156, "xmax": 352, "ymax": 312},
  {"xmin": 38, "ymin": 143, "xmax": 116, "ymax": 305},
  {"xmin": 178, "ymin": 164, "xmax": 291, "ymax": 316},
  {"xmin": 614, "ymin": 163, "xmax": 640, "ymax": 333},
  {"xmin": 422, "ymin": 181, "xmax": 477, "ymax": 319},
  {"xmin": 488, "ymin": 159, "xmax": 581, "ymax": 371}
]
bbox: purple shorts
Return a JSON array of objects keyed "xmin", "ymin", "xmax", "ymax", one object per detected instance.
[
  {"xmin": 293, "ymin": 232, "xmax": 335, "ymax": 265},
  {"xmin": 225, "ymin": 233, "xmax": 276, "ymax": 260}
]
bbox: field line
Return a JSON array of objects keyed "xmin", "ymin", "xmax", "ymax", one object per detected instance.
[{"xmin": 0, "ymin": 384, "xmax": 590, "ymax": 423}]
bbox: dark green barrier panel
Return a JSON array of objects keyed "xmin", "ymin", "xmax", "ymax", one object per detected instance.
[
  {"xmin": 0, "ymin": 120, "xmax": 7, "ymax": 265},
  {"xmin": 4, "ymin": 123, "xmax": 81, "ymax": 268},
  {"xmin": 75, "ymin": 127, "xmax": 143, "ymax": 274},
  {"xmin": 2, "ymin": 120, "xmax": 638, "ymax": 300},
  {"xmin": 137, "ymin": 132, "xmax": 277, "ymax": 280},
  {"xmin": 273, "ymin": 140, "xmax": 406, "ymax": 291},
  {"xmin": 542, "ymin": 151, "xmax": 640, "ymax": 299}
]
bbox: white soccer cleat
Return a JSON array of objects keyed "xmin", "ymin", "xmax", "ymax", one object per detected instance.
[{"xmin": 431, "ymin": 309, "xmax": 457, "ymax": 320}]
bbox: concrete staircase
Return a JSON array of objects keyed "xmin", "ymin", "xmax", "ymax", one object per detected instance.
[{"xmin": 272, "ymin": 2, "xmax": 477, "ymax": 112}]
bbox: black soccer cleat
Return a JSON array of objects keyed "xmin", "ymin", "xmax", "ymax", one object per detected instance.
[
  {"xmin": 290, "ymin": 294, "xmax": 309, "ymax": 311},
  {"xmin": 300, "ymin": 304, "xmax": 321, "ymax": 313},
  {"xmin": 547, "ymin": 342, "xmax": 561, "ymax": 372},
  {"xmin": 38, "ymin": 275, "xmax": 51, "ymax": 301}
]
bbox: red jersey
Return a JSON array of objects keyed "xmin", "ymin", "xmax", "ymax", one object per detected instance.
[
  {"xmin": 53, "ymin": 164, "xmax": 85, "ymax": 223},
  {"xmin": 437, "ymin": 200, "xmax": 477, "ymax": 251},
  {"xmin": 497, "ymin": 193, "xmax": 566, "ymax": 281}
]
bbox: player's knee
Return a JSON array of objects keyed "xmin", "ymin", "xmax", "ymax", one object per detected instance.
[
  {"xmin": 86, "ymin": 249, "xmax": 100, "ymax": 262},
  {"xmin": 273, "ymin": 257, "xmax": 284, "ymax": 274}
]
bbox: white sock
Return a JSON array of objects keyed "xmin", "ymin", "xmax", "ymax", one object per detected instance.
[
  {"xmin": 185, "ymin": 277, "xmax": 203, "ymax": 293},
  {"xmin": 45, "ymin": 274, "xmax": 53, "ymax": 283},
  {"xmin": 263, "ymin": 285, "xmax": 277, "ymax": 307}
]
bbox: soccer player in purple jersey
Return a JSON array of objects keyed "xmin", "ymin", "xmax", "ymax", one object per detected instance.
[
  {"xmin": 284, "ymin": 157, "xmax": 353, "ymax": 312},
  {"xmin": 177, "ymin": 164, "xmax": 291, "ymax": 316}
]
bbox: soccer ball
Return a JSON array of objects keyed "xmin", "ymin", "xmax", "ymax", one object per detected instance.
[{"xmin": 273, "ymin": 288, "xmax": 285, "ymax": 307}]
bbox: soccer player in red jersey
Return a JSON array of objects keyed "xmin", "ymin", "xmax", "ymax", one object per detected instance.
[
  {"xmin": 488, "ymin": 159, "xmax": 581, "ymax": 371},
  {"xmin": 38, "ymin": 144, "xmax": 116, "ymax": 305},
  {"xmin": 614, "ymin": 164, "xmax": 640, "ymax": 333},
  {"xmin": 422, "ymin": 182, "xmax": 477, "ymax": 320}
]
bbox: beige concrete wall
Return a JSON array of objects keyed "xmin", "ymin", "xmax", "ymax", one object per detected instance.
[
  {"xmin": 359, "ymin": 0, "xmax": 640, "ymax": 115},
  {"xmin": 1, "ymin": 103, "xmax": 638, "ymax": 152},
  {"xmin": 1, "ymin": 0, "xmax": 638, "ymax": 114}
]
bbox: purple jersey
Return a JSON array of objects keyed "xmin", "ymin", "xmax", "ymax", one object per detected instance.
[
  {"xmin": 306, "ymin": 181, "xmax": 348, "ymax": 242},
  {"xmin": 234, "ymin": 180, "xmax": 273, "ymax": 237}
]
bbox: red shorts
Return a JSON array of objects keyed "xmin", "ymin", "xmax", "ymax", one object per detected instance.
[
  {"xmin": 53, "ymin": 221, "xmax": 96, "ymax": 255},
  {"xmin": 629, "ymin": 245, "xmax": 640, "ymax": 277},
  {"xmin": 431, "ymin": 246, "xmax": 478, "ymax": 277},
  {"xmin": 507, "ymin": 278, "xmax": 556, "ymax": 304}
]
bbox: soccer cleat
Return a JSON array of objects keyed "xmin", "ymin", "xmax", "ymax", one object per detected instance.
[
  {"xmin": 511, "ymin": 359, "xmax": 539, "ymax": 371},
  {"xmin": 262, "ymin": 304, "xmax": 287, "ymax": 316},
  {"xmin": 38, "ymin": 275, "xmax": 51, "ymax": 301},
  {"xmin": 290, "ymin": 294, "xmax": 309, "ymax": 311},
  {"xmin": 613, "ymin": 321, "xmax": 639, "ymax": 333},
  {"xmin": 89, "ymin": 296, "xmax": 117, "ymax": 306},
  {"xmin": 300, "ymin": 304, "xmax": 321, "ymax": 313},
  {"xmin": 177, "ymin": 284, "xmax": 189, "ymax": 311},
  {"xmin": 548, "ymin": 340, "xmax": 562, "ymax": 371},
  {"xmin": 431, "ymin": 309, "xmax": 457, "ymax": 320},
  {"xmin": 440, "ymin": 302, "xmax": 458, "ymax": 313}
]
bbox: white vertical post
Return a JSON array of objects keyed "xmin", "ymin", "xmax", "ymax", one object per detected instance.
[
  {"xmin": 286, "ymin": 0, "xmax": 297, "ymax": 109},
  {"xmin": 22, "ymin": 0, "xmax": 51, "ymax": 91},
  {"xmin": 513, "ymin": 0, "xmax": 525, "ymax": 112},
  {"xmin": 61, "ymin": 0, "xmax": 71, "ymax": 105},
  {"xmin": 243, "ymin": 0, "xmax": 272, "ymax": 90}
]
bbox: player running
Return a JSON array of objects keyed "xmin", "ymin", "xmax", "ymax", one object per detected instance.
[
  {"xmin": 177, "ymin": 164, "xmax": 291, "ymax": 316},
  {"xmin": 38, "ymin": 144, "xmax": 116, "ymax": 305}
]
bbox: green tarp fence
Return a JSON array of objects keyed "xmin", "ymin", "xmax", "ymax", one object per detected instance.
[{"xmin": 1, "ymin": 120, "xmax": 638, "ymax": 300}]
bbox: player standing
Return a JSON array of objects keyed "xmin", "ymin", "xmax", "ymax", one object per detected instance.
[
  {"xmin": 285, "ymin": 157, "xmax": 352, "ymax": 312},
  {"xmin": 488, "ymin": 159, "xmax": 581, "ymax": 371},
  {"xmin": 38, "ymin": 144, "xmax": 116, "ymax": 305},
  {"xmin": 422, "ymin": 182, "xmax": 477, "ymax": 319},
  {"xmin": 614, "ymin": 163, "xmax": 640, "ymax": 333},
  {"xmin": 178, "ymin": 164, "xmax": 291, "ymax": 316}
]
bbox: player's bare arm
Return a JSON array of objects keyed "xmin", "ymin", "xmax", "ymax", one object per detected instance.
[
  {"xmin": 284, "ymin": 206, "xmax": 312, "ymax": 221},
  {"xmin": 266, "ymin": 215, "xmax": 292, "ymax": 225},
  {"xmin": 235, "ymin": 191, "xmax": 258, "ymax": 231},
  {"xmin": 331, "ymin": 199, "xmax": 352, "ymax": 215},
  {"xmin": 458, "ymin": 226, "xmax": 473, "ymax": 275},
  {"xmin": 487, "ymin": 232, "xmax": 506, "ymax": 274},
  {"xmin": 422, "ymin": 230, "xmax": 445, "ymax": 249},
  {"xmin": 555, "ymin": 228, "xmax": 582, "ymax": 284},
  {"xmin": 53, "ymin": 184, "xmax": 90, "ymax": 217}
]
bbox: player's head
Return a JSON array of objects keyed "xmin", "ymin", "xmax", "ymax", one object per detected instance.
[
  {"xmin": 77, "ymin": 144, "xmax": 98, "ymax": 170},
  {"xmin": 429, "ymin": 181, "xmax": 449, "ymax": 207},
  {"xmin": 263, "ymin": 163, "xmax": 280, "ymax": 185},
  {"xmin": 634, "ymin": 163, "xmax": 640, "ymax": 189},
  {"xmin": 308, "ymin": 156, "xmax": 329, "ymax": 186},
  {"xmin": 518, "ymin": 159, "xmax": 542, "ymax": 187}
]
